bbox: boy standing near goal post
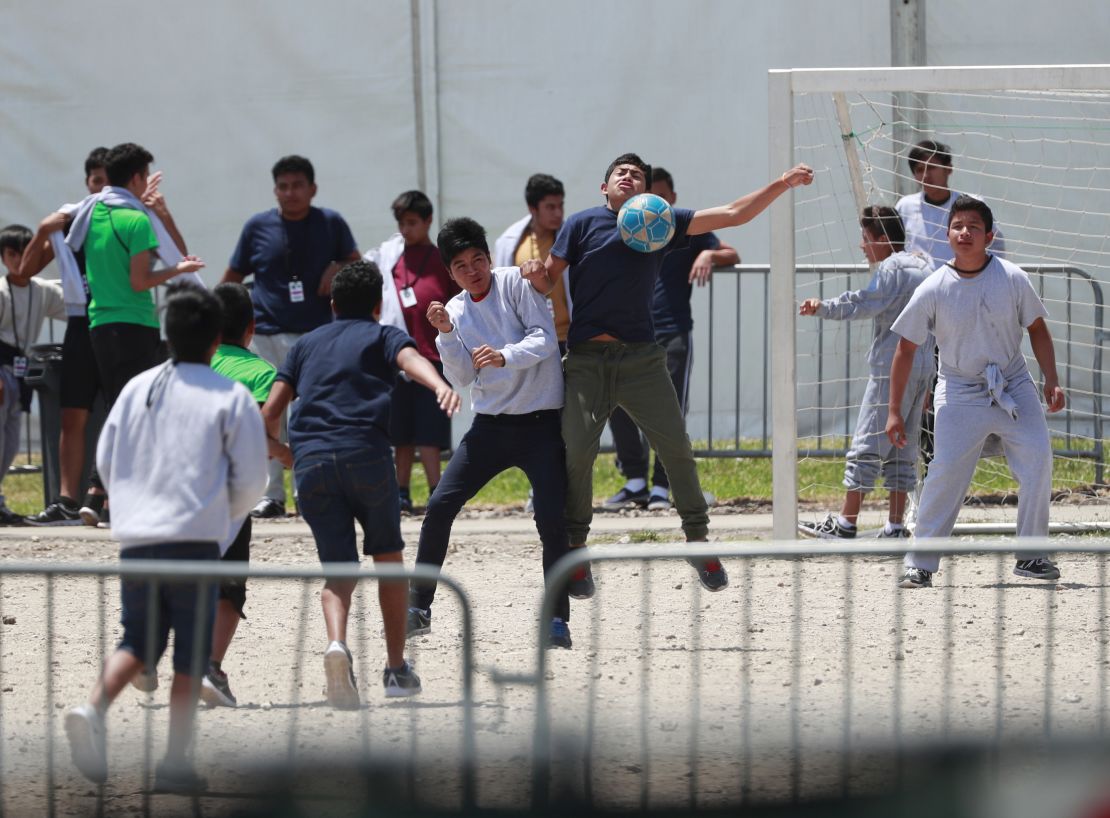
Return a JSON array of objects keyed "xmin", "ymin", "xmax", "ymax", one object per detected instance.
[
  {"xmin": 521, "ymin": 153, "xmax": 813, "ymax": 596},
  {"xmin": 797, "ymin": 206, "xmax": 933, "ymax": 539},
  {"xmin": 886, "ymin": 196, "xmax": 1065, "ymax": 588}
]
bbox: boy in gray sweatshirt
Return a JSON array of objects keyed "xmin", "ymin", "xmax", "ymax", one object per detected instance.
[
  {"xmin": 411, "ymin": 218, "xmax": 571, "ymax": 648},
  {"xmin": 65, "ymin": 283, "xmax": 267, "ymax": 794}
]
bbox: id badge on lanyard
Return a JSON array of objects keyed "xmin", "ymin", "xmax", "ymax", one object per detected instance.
[
  {"xmin": 12, "ymin": 357, "xmax": 26, "ymax": 378},
  {"xmin": 289, "ymin": 280, "xmax": 305, "ymax": 303},
  {"xmin": 399, "ymin": 286, "xmax": 418, "ymax": 308}
]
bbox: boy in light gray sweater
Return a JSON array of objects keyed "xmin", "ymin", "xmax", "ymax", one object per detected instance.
[
  {"xmin": 411, "ymin": 218, "xmax": 572, "ymax": 648},
  {"xmin": 64, "ymin": 283, "xmax": 267, "ymax": 794}
]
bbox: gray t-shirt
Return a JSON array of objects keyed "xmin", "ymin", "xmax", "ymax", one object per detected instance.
[
  {"xmin": 891, "ymin": 255, "xmax": 1048, "ymax": 407},
  {"xmin": 816, "ymin": 249, "xmax": 934, "ymax": 373},
  {"xmin": 435, "ymin": 266, "xmax": 564, "ymax": 415}
]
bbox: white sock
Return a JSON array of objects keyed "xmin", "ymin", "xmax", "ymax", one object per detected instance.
[
  {"xmin": 649, "ymin": 486, "xmax": 669, "ymax": 499},
  {"xmin": 837, "ymin": 515, "xmax": 856, "ymax": 530},
  {"xmin": 885, "ymin": 521, "xmax": 904, "ymax": 534},
  {"xmin": 624, "ymin": 478, "xmax": 647, "ymax": 492}
]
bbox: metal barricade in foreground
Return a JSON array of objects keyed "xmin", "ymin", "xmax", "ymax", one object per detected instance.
[
  {"xmin": 530, "ymin": 540, "xmax": 1110, "ymax": 814},
  {"xmin": 0, "ymin": 560, "xmax": 476, "ymax": 817}
]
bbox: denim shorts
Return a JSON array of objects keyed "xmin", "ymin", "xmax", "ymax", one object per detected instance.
[
  {"xmin": 295, "ymin": 448, "xmax": 404, "ymax": 562},
  {"xmin": 118, "ymin": 541, "xmax": 219, "ymax": 675}
]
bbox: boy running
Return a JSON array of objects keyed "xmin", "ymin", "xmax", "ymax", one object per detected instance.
[
  {"xmin": 410, "ymin": 218, "xmax": 571, "ymax": 648},
  {"xmin": 65, "ymin": 284, "xmax": 267, "ymax": 793},
  {"xmin": 522, "ymin": 153, "xmax": 813, "ymax": 596},
  {"xmin": 886, "ymin": 196, "xmax": 1065, "ymax": 588},
  {"xmin": 262, "ymin": 261, "xmax": 460, "ymax": 709}
]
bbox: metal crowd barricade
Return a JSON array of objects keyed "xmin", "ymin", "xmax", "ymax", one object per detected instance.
[
  {"xmin": 530, "ymin": 540, "xmax": 1110, "ymax": 812},
  {"xmin": 0, "ymin": 560, "xmax": 476, "ymax": 817}
]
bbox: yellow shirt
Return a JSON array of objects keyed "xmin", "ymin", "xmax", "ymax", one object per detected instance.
[{"xmin": 514, "ymin": 228, "xmax": 569, "ymax": 343}]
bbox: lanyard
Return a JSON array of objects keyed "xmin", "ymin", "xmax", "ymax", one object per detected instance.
[
  {"xmin": 279, "ymin": 216, "xmax": 300, "ymax": 282},
  {"xmin": 400, "ymin": 245, "xmax": 436, "ymax": 292}
]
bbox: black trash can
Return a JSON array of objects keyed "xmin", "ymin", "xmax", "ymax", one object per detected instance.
[{"xmin": 25, "ymin": 344, "xmax": 106, "ymax": 508}]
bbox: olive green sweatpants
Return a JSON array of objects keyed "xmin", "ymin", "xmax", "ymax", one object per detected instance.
[{"xmin": 562, "ymin": 341, "xmax": 709, "ymax": 545}]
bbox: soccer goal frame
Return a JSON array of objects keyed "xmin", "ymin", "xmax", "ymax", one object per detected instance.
[{"xmin": 768, "ymin": 64, "xmax": 1110, "ymax": 540}]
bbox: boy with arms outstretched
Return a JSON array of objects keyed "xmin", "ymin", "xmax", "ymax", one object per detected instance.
[
  {"xmin": 410, "ymin": 218, "xmax": 571, "ymax": 647},
  {"xmin": 262, "ymin": 261, "xmax": 460, "ymax": 708},
  {"xmin": 886, "ymin": 196, "xmax": 1065, "ymax": 588},
  {"xmin": 522, "ymin": 153, "xmax": 813, "ymax": 596},
  {"xmin": 798, "ymin": 206, "xmax": 933, "ymax": 539}
]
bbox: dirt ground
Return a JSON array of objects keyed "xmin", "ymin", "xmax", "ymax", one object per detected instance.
[{"xmin": 0, "ymin": 505, "xmax": 1108, "ymax": 816}]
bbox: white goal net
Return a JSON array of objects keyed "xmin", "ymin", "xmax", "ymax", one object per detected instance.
[{"xmin": 768, "ymin": 66, "xmax": 1110, "ymax": 538}]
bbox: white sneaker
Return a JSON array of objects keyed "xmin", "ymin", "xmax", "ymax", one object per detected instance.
[
  {"xmin": 324, "ymin": 641, "xmax": 360, "ymax": 710},
  {"xmin": 65, "ymin": 704, "xmax": 107, "ymax": 783}
]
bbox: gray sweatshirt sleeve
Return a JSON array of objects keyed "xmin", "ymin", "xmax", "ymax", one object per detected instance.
[
  {"xmin": 818, "ymin": 265, "xmax": 901, "ymax": 322},
  {"xmin": 436, "ymin": 302, "xmax": 478, "ymax": 389},
  {"xmin": 225, "ymin": 388, "xmax": 269, "ymax": 522},
  {"xmin": 500, "ymin": 275, "xmax": 558, "ymax": 369}
]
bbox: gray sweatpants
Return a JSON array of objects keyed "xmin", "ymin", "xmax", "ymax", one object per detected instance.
[
  {"xmin": 844, "ymin": 367, "xmax": 931, "ymax": 494},
  {"xmin": 905, "ymin": 377, "xmax": 1051, "ymax": 572}
]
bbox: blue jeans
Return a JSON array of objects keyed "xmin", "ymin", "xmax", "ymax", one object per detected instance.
[
  {"xmin": 118, "ymin": 541, "xmax": 219, "ymax": 675},
  {"xmin": 295, "ymin": 448, "xmax": 404, "ymax": 562}
]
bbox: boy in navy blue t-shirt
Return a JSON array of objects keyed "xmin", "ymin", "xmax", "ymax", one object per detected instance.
[
  {"xmin": 522, "ymin": 153, "xmax": 812, "ymax": 596},
  {"xmin": 262, "ymin": 260, "xmax": 460, "ymax": 709}
]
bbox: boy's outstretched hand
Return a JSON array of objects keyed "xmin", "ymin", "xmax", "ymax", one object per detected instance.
[
  {"xmin": 782, "ymin": 164, "xmax": 815, "ymax": 189},
  {"xmin": 519, "ymin": 259, "xmax": 546, "ymax": 288},
  {"xmin": 434, "ymin": 384, "xmax": 462, "ymax": 417},
  {"xmin": 427, "ymin": 300, "xmax": 453, "ymax": 333}
]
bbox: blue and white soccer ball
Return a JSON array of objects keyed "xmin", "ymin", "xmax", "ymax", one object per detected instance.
[{"xmin": 617, "ymin": 193, "xmax": 675, "ymax": 253}]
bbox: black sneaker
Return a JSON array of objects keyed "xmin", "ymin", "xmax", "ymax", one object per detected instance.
[
  {"xmin": 689, "ymin": 558, "xmax": 729, "ymax": 592},
  {"xmin": 1014, "ymin": 558, "xmax": 1061, "ymax": 580},
  {"xmin": 26, "ymin": 498, "xmax": 82, "ymax": 527},
  {"xmin": 567, "ymin": 563, "xmax": 595, "ymax": 599},
  {"xmin": 250, "ymin": 498, "xmax": 285, "ymax": 519},
  {"xmin": 0, "ymin": 508, "xmax": 26, "ymax": 527},
  {"xmin": 547, "ymin": 617, "xmax": 572, "ymax": 649},
  {"xmin": 399, "ymin": 489, "xmax": 414, "ymax": 515},
  {"xmin": 798, "ymin": 513, "xmax": 857, "ymax": 539},
  {"xmin": 153, "ymin": 760, "xmax": 208, "ymax": 795},
  {"xmin": 383, "ymin": 660, "xmax": 422, "ymax": 698},
  {"xmin": 898, "ymin": 567, "xmax": 933, "ymax": 589},
  {"xmin": 406, "ymin": 607, "xmax": 431, "ymax": 637},
  {"xmin": 79, "ymin": 493, "xmax": 106, "ymax": 527},
  {"xmin": 601, "ymin": 486, "xmax": 649, "ymax": 511},
  {"xmin": 877, "ymin": 526, "xmax": 911, "ymax": 539},
  {"xmin": 200, "ymin": 664, "xmax": 237, "ymax": 707}
]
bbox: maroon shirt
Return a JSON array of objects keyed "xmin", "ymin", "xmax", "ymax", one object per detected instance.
[{"xmin": 392, "ymin": 244, "xmax": 459, "ymax": 361}]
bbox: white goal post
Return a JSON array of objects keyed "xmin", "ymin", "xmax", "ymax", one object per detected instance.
[{"xmin": 768, "ymin": 64, "xmax": 1110, "ymax": 540}]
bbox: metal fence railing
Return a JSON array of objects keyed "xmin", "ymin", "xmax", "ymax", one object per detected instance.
[{"xmin": 2, "ymin": 540, "xmax": 1109, "ymax": 814}]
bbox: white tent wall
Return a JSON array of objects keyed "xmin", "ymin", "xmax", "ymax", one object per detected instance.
[{"xmin": 2, "ymin": 1, "xmax": 1108, "ymax": 451}]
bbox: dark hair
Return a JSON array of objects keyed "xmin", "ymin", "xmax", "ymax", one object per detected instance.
[
  {"xmin": 213, "ymin": 282, "xmax": 255, "ymax": 345},
  {"xmin": 164, "ymin": 282, "xmax": 223, "ymax": 364},
  {"xmin": 524, "ymin": 174, "xmax": 565, "ymax": 209},
  {"xmin": 603, "ymin": 153, "xmax": 651, "ymax": 185},
  {"xmin": 331, "ymin": 260, "xmax": 383, "ymax": 318},
  {"xmin": 436, "ymin": 218, "xmax": 490, "ymax": 266},
  {"xmin": 271, "ymin": 155, "xmax": 315, "ymax": 185},
  {"xmin": 105, "ymin": 142, "xmax": 154, "ymax": 187},
  {"xmin": 391, "ymin": 190, "xmax": 433, "ymax": 222},
  {"xmin": 84, "ymin": 147, "xmax": 110, "ymax": 178},
  {"xmin": 650, "ymin": 166, "xmax": 675, "ymax": 191},
  {"xmin": 947, "ymin": 194, "xmax": 994, "ymax": 233},
  {"xmin": 859, "ymin": 205, "xmax": 906, "ymax": 248},
  {"xmin": 0, "ymin": 225, "xmax": 33, "ymax": 257},
  {"xmin": 907, "ymin": 139, "xmax": 952, "ymax": 175}
]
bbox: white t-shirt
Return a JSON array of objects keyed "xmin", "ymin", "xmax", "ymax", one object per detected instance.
[
  {"xmin": 0, "ymin": 277, "xmax": 66, "ymax": 353},
  {"xmin": 896, "ymin": 190, "xmax": 1006, "ymax": 267},
  {"xmin": 891, "ymin": 255, "xmax": 1047, "ymax": 407}
]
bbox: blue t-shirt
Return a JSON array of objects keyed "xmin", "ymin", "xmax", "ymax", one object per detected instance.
[
  {"xmin": 651, "ymin": 231, "xmax": 721, "ymax": 338},
  {"xmin": 276, "ymin": 318, "xmax": 415, "ymax": 457},
  {"xmin": 551, "ymin": 205, "xmax": 694, "ymax": 345},
  {"xmin": 229, "ymin": 207, "xmax": 357, "ymax": 335}
]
